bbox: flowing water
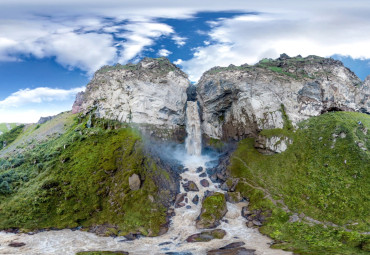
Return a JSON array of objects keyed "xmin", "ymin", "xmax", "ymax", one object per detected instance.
[{"xmin": 0, "ymin": 101, "xmax": 292, "ymax": 255}]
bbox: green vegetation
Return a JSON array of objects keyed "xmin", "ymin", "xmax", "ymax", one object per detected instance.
[
  {"xmin": 0, "ymin": 113, "xmax": 172, "ymax": 237},
  {"xmin": 230, "ymin": 112, "xmax": 370, "ymax": 254},
  {"xmin": 0, "ymin": 125, "xmax": 25, "ymax": 148},
  {"xmin": 0, "ymin": 123, "xmax": 17, "ymax": 134}
]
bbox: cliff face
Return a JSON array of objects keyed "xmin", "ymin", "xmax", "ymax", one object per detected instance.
[
  {"xmin": 74, "ymin": 55, "xmax": 369, "ymax": 141},
  {"xmin": 197, "ymin": 55, "xmax": 369, "ymax": 140},
  {"xmin": 78, "ymin": 57, "xmax": 189, "ymax": 139}
]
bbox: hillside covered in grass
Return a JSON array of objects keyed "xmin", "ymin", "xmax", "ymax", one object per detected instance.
[
  {"xmin": 229, "ymin": 111, "xmax": 369, "ymax": 254},
  {"xmin": 0, "ymin": 112, "xmax": 176, "ymax": 237}
]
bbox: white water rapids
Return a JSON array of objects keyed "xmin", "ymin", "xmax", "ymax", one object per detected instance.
[{"xmin": 0, "ymin": 101, "xmax": 292, "ymax": 255}]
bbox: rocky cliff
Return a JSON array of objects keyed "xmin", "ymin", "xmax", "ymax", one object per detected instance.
[
  {"xmin": 197, "ymin": 55, "xmax": 369, "ymax": 140},
  {"xmin": 74, "ymin": 55, "xmax": 369, "ymax": 142},
  {"xmin": 77, "ymin": 57, "xmax": 189, "ymax": 140}
]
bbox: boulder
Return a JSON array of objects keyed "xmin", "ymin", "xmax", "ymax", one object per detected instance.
[
  {"xmin": 196, "ymin": 192, "xmax": 227, "ymax": 229},
  {"xmin": 186, "ymin": 229, "xmax": 226, "ymax": 242},
  {"xmin": 128, "ymin": 174, "xmax": 141, "ymax": 191},
  {"xmin": 183, "ymin": 181, "xmax": 199, "ymax": 192},
  {"xmin": 200, "ymin": 179, "xmax": 210, "ymax": 187}
]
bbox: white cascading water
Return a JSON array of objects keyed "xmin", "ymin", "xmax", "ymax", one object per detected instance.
[
  {"xmin": 0, "ymin": 100, "xmax": 292, "ymax": 255},
  {"xmin": 185, "ymin": 101, "xmax": 202, "ymax": 156}
]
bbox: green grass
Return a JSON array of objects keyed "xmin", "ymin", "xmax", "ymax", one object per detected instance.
[
  {"xmin": 230, "ymin": 111, "xmax": 370, "ymax": 254},
  {"xmin": 0, "ymin": 114, "xmax": 173, "ymax": 236},
  {"xmin": 0, "ymin": 123, "xmax": 17, "ymax": 134},
  {"xmin": 0, "ymin": 125, "xmax": 25, "ymax": 149}
]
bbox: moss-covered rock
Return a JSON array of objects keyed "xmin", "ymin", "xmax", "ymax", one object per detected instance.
[
  {"xmin": 186, "ymin": 229, "xmax": 226, "ymax": 242},
  {"xmin": 196, "ymin": 192, "xmax": 227, "ymax": 229}
]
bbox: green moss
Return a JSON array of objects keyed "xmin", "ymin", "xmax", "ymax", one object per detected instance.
[
  {"xmin": 230, "ymin": 111, "xmax": 370, "ymax": 254},
  {"xmin": 209, "ymin": 138, "xmax": 225, "ymax": 151},
  {"xmin": 0, "ymin": 116, "xmax": 171, "ymax": 236},
  {"xmin": 197, "ymin": 192, "xmax": 227, "ymax": 228}
]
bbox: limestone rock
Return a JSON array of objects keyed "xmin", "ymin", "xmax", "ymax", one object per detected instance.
[
  {"xmin": 72, "ymin": 91, "xmax": 85, "ymax": 114},
  {"xmin": 128, "ymin": 173, "xmax": 141, "ymax": 191},
  {"xmin": 197, "ymin": 56, "xmax": 369, "ymax": 141},
  {"xmin": 255, "ymin": 135, "xmax": 292, "ymax": 154},
  {"xmin": 80, "ymin": 58, "xmax": 189, "ymax": 140}
]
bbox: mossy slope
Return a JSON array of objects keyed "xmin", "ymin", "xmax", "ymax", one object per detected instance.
[
  {"xmin": 230, "ymin": 111, "xmax": 370, "ymax": 254},
  {"xmin": 0, "ymin": 113, "xmax": 174, "ymax": 236}
]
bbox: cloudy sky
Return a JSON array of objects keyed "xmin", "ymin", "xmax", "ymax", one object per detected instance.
[{"xmin": 1, "ymin": 0, "xmax": 370, "ymax": 123}]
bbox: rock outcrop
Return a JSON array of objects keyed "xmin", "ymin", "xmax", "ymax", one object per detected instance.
[
  {"xmin": 37, "ymin": 115, "xmax": 56, "ymax": 124},
  {"xmin": 80, "ymin": 57, "xmax": 189, "ymax": 140},
  {"xmin": 197, "ymin": 55, "xmax": 369, "ymax": 140},
  {"xmin": 74, "ymin": 55, "xmax": 369, "ymax": 142},
  {"xmin": 71, "ymin": 91, "xmax": 85, "ymax": 114}
]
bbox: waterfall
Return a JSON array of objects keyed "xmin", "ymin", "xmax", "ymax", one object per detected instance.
[{"xmin": 185, "ymin": 101, "xmax": 202, "ymax": 156}]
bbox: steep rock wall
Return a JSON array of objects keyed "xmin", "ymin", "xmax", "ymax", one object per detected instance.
[
  {"xmin": 197, "ymin": 55, "xmax": 369, "ymax": 140},
  {"xmin": 79, "ymin": 57, "xmax": 189, "ymax": 140}
]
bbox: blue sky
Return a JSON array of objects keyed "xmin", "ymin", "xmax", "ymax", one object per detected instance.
[{"xmin": 1, "ymin": 0, "xmax": 370, "ymax": 123}]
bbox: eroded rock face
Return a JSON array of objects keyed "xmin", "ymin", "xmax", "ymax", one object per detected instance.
[
  {"xmin": 255, "ymin": 135, "xmax": 292, "ymax": 154},
  {"xmin": 80, "ymin": 58, "xmax": 189, "ymax": 139},
  {"xmin": 197, "ymin": 55, "xmax": 369, "ymax": 140},
  {"xmin": 72, "ymin": 91, "xmax": 85, "ymax": 114}
]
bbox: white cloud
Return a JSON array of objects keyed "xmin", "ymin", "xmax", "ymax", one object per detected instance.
[
  {"xmin": 0, "ymin": 86, "xmax": 85, "ymax": 123},
  {"xmin": 174, "ymin": 59, "xmax": 183, "ymax": 65},
  {"xmin": 116, "ymin": 22, "xmax": 173, "ymax": 63},
  {"xmin": 172, "ymin": 35, "xmax": 187, "ymax": 47},
  {"xmin": 0, "ymin": 86, "xmax": 85, "ymax": 108},
  {"xmin": 158, "ymin": 49, "xmax": 172, "ymax": 57},
  {"xmin": 180, "ymin": 9, "xmax": 370, "ymax": 81}
]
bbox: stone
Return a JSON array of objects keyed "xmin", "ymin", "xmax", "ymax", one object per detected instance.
[
  {"xmin": 128, "ymin": 173, "xmax": 141, "ymax": 191},
  {"xmin": 8, "ymin": 242, "xmax": 26, "ymax": 247},
  {"xmin": 207, "ymin": 247, "xmax": 255, "ymax": 255},
  {"xmin": 252, "ymin": 220, "xmax": 262, "ymax": 226},
  {"xmin": 199, "ymin": 172, "xmax": 207, "ymax": 178},
  {"xmin": 221, "ymin": 242, "xmax": 245, "ymax": 249},
  {"xmin": 241, "ymin": 207, "xmax": 251, "ymax": 218},
  {"xmin": 183, "ymin": 181, "xmax": 199, "ymax": 192},
  {"xmin": 246, "ymin": 221, "xmax": 254, "ymax": 228},
  {"xmin": 196, "ymin": 167, "xmax": 203, "ymax": 173},
  {"xmin": 175, "ymin": 193, "xmax": 187, "ymax": 208},
  {"xmin": 71, "ymin": 91, "xmax": 85, "ymax": 114},
  {"xmin": 196, "ymin": 193, "xmax": 228, "ymax": 229},
  {"xmin": 192, "ymin": 195, "xmax": 199, "ymax": 205},
  {"xmin": 200, "ymin": 179, "xmax": 210, "ymax": 187},
  {"xmin": 186, "ymin": 229, "xmax": 226, "ymax": 242}
]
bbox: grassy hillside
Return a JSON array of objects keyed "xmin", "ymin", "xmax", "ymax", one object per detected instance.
[
  {"xmin": 0, "ymin": 123, "xmax": 18, "ymax": 134},
  {"xmin": 0, "ymin": 112, "xmax": 174, "ymax": 236},
  {"xmin": 230, "ymin": 111, "xmax": 370, "ymax": 254}
]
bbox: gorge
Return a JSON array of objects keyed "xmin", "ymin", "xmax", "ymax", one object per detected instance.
[{"xmin": 0, "ymin": 55, "xmax": 369, "ymax": 255}]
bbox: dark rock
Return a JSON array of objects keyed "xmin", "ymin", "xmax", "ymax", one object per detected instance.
[
  {"xmin": 196, "ymin": 167, "xmax": 203, "ymax": 173},
  {"xmin": 177, "ymin": 202, "xmax": 185, "ymax": 208},
  {"xmin": 199, "ymin": 172, "xmax": 207, "ymax": 178},
  {"xmin": 79, "ymin": 251, "xmax": 128, "ymax": 255},
  {"xmin": 210, "ymin": 174, "xmax": 218, "ymax": 182},
  {"xmin": 186, "ymin": 229, "xmax": 226, "ymax": 242},
  {"xmin": 175, "ymin": 193, "xmax": 187, "ymax": 208},
  {"xmin": 166, "ymin": 252, "xmax": 193, "ymax": 255},
  {"xmin": 217, "ymin": 173, "xmax": 227, "ymax": 181},
  {"xmin": 8, "ymin": 242, "xmax": 26, "ymax": 247},
  {"xmin": 187, "ymin": 84, "xmax": 197, "ymax": 102},
  {"xmin": 192, "ymin": 195, "xmax": 199, "ymax": 205},
  {"xmin": 207, "ymin": 247, "xmax": 255, "ymax": 255},
  {"xmin": 246, "ymin": 221, "xmax": 254, "ymax": 228},
  {"xmin": 241, "ymin": 207, "xmax": 251, "ymax": 218},
  {"xmin": 124, "ymin": 233, "xmax": 139, "ymax": 240},
  {"xmin": 183, "ymin": 181, "xmax": 199, "ymax": 192},
  {"xmin": 200, "ymin": 179, "xmax": 210, "ymax": 187},
  {"xmin": 221, "ymin": 242, "xmax": 245, "ymax": 249},
  {"xmin": 186, "ymin": 205, "xmax": 192, "ymax": 209},
  {"xmin": 252, "ymin": 220, "xmax": 262, "ymax": 226},
  {"xmin": 159, "ymin": 241, "xmax": 173, "ymax": 246},
  {"xmin": 204, "ymin": 190, "xmax": 214, "ymax": 198}
]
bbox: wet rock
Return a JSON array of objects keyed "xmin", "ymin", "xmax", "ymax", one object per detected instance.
[
  {"xmin": 225, "ymin": 191, "xmax": 243, "ymax": 203},
  {"xmin": 252, "ymin": 220, "xmax": 262, "ymax": 226},
  {"xmin": 177, "ymin": 202, "xmax": 185, "ymax": 208},
  {"xmin": 200, "ymin": 179, "xmax": 210, "ymax": 187},
  {"xmin": 246, "ymin": 221, "xmax": 254, "ymax": 228},
  {"xmin": 199, "ymin": 172, "xmax": 207, "ymax": 178},
  {"xmin": 129, "ymin": 173, "xmax": 141, "ymax": 191},
  {"xmin": 166, "ymin": 252, "xmax": 193, "ymax": 255},
  {"xmin": 207, "ymin": 247, "xmax": 255, "ymax": 255},
  {"xmin": 78, "ymin": 252, "xmax": 128, "ymax": 255},
  {"xmin": 221, "ymin": 242, "xmax": 245, "ymax": 249},
  {"xmin": 186, "ymin": 229, "xmax": 226, "ymax": 242},
  {"xmin": 204, "ymin": 190, "xmax": 215, "ymax": 198},
  {"xmin": 186, "ymin": 205, "xmax": 192, "ymax": 209},
  {"xmin": 183, "ymin": 181, "xmax": 199, "ymax": 192},
  {"xmin": 196, "ymin": 167, "xmax": 203, "ymax": 173},
  {"xmin": 196, "ymin": 192, "xmax": 227, "ymax": 229},
  {"xmin": 175, "ymin": 193, "xmax": 187, "ymax": 208},
  {"xmin": 8, "ymin": 242, "xmax": 26, "ymax": 247},
  {"xmin": 192, "ymin": 195, "xmax": 199, "ymax": 205},
  {"xmin": 241, "ymin": 207, "xmax": 251, "ymax": 218},
  {"xmin": 210, "ymin": 174, "xmax": 218, "ymax": 182},
  {"xmin": 124, "ymin": 232, "xmax": 139, "ymax": 240},
  {"xmin": 159, "ymin": 241, "xmax": 173, "ymax": 246},
  {"xmin": 221, "ymin": 179, "xmax": 239, "ymax": 192}
]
